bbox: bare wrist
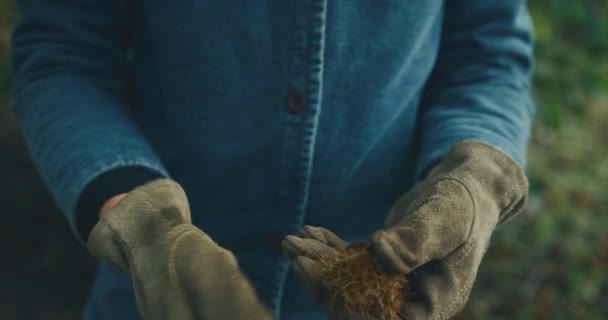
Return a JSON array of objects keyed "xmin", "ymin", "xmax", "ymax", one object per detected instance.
[{"xmin": 100, "ymin": 193, "xmax": 128, "ymax": 217}]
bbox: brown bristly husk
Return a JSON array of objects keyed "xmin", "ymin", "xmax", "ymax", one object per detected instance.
[{"xmin": 317, "ymin": 245, "xmax": 408, "ymax": 319}]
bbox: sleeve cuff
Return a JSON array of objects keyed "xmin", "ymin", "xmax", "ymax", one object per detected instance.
[
  {"xmin": 74, "ymin": 166, "xmax": 168, "ymax": 244},
  {"xmin": 415, "ymin": 128, "xmax": 527, "ymax": 182}
]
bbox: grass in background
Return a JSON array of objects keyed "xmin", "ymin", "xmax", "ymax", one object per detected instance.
[{"xmin": 462, "ymin": 1, "xmax": 608, "ymax": 319}]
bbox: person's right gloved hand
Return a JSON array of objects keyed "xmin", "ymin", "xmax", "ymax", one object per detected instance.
[{"xmin": 86, "ymin": 179, "xmax": 273, "ymax": 320}]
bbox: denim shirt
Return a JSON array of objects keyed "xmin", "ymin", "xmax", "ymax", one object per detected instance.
[{"xmin": 11, "ymin": 1, "xmax": 534, "ymax": 319}]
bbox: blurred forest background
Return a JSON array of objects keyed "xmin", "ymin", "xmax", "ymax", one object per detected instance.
[{"xmin": 1, "ymin": 1, "xmax": 607, "ymax": 319}]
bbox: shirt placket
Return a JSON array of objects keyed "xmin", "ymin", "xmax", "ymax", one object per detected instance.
[{"xmin": 267, "ymin": 0, "xmax": 328, "ymax": 317}]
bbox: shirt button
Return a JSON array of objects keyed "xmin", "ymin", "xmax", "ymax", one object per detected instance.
[
  {"xmin": 268, "ymin": 233, "xmax": 286, "ymax": 252},
  {"xmin": 285, "ymin": 92, "xmax": 306, "ymax": 114}
]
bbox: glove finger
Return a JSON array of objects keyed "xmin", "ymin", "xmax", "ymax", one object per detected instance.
[
  {"xmin": 399, "ymin": 249, "xmax": 480, "ymax": 320},
  {"xmin": 175, "ymin": 230, "xmax": 273, "ymax": 319},
  {"xmin": 370, "ymin": 179, "xmax": 475, "ymax": 274},
  {"xmin": 298, "ymin": 225, "xmax": 349, "ymax": 251},
  {"xmin": 291, "ymin": 256, "xmax": 371, "ymax": 320},
  {"xmin": 281, "ymin": 235, "xmax": 340, "ymax": 260},
  {"xmin": 291, "ymin": 256, "xmax": 328, "ymax": 304}
]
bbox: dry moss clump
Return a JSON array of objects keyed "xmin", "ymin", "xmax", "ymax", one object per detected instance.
[{"xmin": 317, "ymin": 243, "xmax": 408, "ymax": 319}]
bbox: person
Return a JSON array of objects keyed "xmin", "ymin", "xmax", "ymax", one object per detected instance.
[{"xmin": 10, "ymin": 1, "xmax": 534, "ymax": 319}]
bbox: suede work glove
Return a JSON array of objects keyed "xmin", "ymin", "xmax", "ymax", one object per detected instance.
[
  {"xmin": 87, "ymin": 179, "xmax": 272, "ymax": 320},
  {"xmin": 282, "ymin": 226, "xmax": 384, "ymax": 320},
  {"xmin": 283, "ymin": 141, "xmax": 529, "ymax": 320}
]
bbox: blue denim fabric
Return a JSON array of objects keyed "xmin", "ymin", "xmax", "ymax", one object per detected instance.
[{"xmin": 11, "ymin": 1, "xmax": 534, "ymax": 319}]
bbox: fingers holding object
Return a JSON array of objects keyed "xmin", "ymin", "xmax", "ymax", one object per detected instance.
[
  {"xmin": 298, "ymin": 225, "xmax": 349, "ymax": 251},
  {"xmin": 291, "ymin": 256, "xmax": 326, "ymax": 303},
  {"xmin": 281, "ymin": 235, "xmax": 340, "ymax": 260},
  {"xmin": 290, "ymin": 256, "xmax": 357, "ymax": 320}
]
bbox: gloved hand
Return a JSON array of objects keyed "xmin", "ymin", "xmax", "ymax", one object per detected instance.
[
  {"xmin": 282, "ymin": 226, "xmax": 385, "ymax": 320},
  {"xmin": 86, "ymin": 179, "xmax": 273, "ymax": 320},
  {"xmin": 282, "ymin": 141, "xmax": 529, "ymax": 320}
]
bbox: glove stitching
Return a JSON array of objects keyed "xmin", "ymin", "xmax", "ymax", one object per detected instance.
[
  {"xmin": 400, "ymin": 177, "xmax": 477, "ymax": 255},
  {"xmin": 98, "ymin": 219, "xmax": 134, "ymax": 274},
  {"xmin": 167, "ymin": 227, "xmax": 200, "ymax": 294},
  {"xmin": 442, "ymin": 177, "xmax": 477, "ymax": 253},
  {"xmin": 438, "ymin": 179, "xmax": 483, "ymax": 319},
  {"xmin": 166, "ymin": 227, "xmax": 200, "ymax": 319}
]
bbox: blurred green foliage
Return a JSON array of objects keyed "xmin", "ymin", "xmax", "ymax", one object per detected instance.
[
  {"xmin": 0, "ymin": 1, "xmax": 17, "ymax": 140},
  {"xmin": 0, "ymin": 0, "xmax": 607, "ymax": 319},
  {"xmin": 462, "ymin": 1, "xmax": 608, "ymax": 319},
  {"xmin": 0, "ymin": 1, "xmax": 15, "ymax": 102}
]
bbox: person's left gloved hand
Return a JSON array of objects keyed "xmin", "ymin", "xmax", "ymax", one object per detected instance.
[
  {"xmin": 282, "ymin": 226, "xmax": 387, "ymax": 320},
  {"xmin": 282, "ymin": 141, "xmax": 529, "ymax": 320}
]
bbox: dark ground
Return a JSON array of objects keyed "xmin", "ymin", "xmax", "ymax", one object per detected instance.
[{"xmin": 0, "ymin": 3, "xmax": 96, "ymax": 319}]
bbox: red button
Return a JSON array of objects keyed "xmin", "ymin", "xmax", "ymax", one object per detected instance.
[{"xmin": 286, "ymin": 92, "xmax": 306, "ymax": 114}]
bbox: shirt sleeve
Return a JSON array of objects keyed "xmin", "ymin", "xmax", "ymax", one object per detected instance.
[
  {"xmin": 415, "ymin": 1, "xmax": 535, "ymax": 180},
  {"xmin": 11, "ymin": 0, "xmax": 170, "ymax": 243}
]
